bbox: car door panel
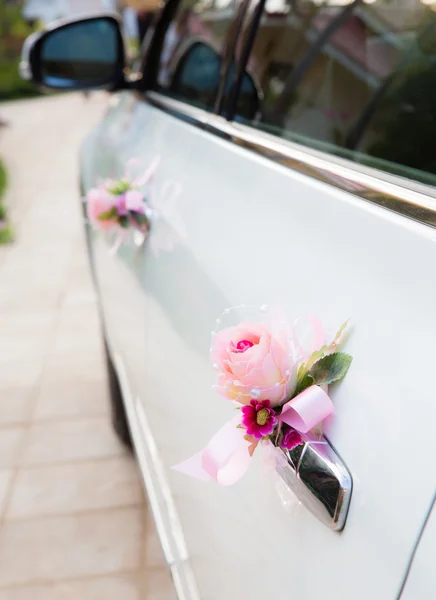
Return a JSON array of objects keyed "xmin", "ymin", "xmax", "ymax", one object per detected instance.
[{"xmin": 85, "ymin": 97, "xmax": 436, "ymax": 600}]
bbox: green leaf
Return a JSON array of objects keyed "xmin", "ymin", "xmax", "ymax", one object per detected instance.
[
  {"xmin": 328, "ymin": 319, "xmax": 350, "ymax": 353},
  {"xmin": 304, "ymin": 345, "xmax": 329, "ymax": 372},
  {"xmin": 297, "ymin": 320, "xmax": 351, "ymax": 378},
  {"xmin": 309, "ymin": 352, "xmax": 352, "ymax": 386},
  {"xmin": 108, "ymin": 179, "xmax": 132, "ymax": 195},
  {"xmin": 97, "ymin": 207, "xmax": 117, "ymax": 220},
  {"xmin": 295, "ymin": 373, "xmax": 314, "ymax": 396}
]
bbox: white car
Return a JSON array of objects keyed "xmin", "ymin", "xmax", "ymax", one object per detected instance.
[{"xmin": 21, "ymin": 1, "xmax": 436, "ymax": 599}]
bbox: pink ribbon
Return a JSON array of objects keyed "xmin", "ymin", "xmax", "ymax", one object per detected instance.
[
  {"xmin": 173, "ymin": 415, "xmax": 253, "ymax": 486},
  {"xmin": 173, "ymin": 386, "xmax": 334, "ymax": 485},
  {"xmin": 131, "ymin": 155, "xmax": 161, "ymax": 188},
  {"xmin": 279, "ymin": 386, "xmax": 333, "ymax": 433},
  {"xmin": 109, "ymin": 228, "xmax": 126, "ymax": 256}
]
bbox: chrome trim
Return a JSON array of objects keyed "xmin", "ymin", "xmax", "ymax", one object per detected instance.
[
  {"xmin": 19, "ymin": 31, "xmax": 41, "ymax": 80},
  {"xmin": 278, "ymin": 432, "xmax": 353, "ymax": 531},
  {"xmin": 41, "ymin": 10, "xmax": 121, "ymax": 31},
  {"xmin": 111, "ymin": 351, "xmax": 201, "ymax": 600},
  {"xmin": 147, "ymin": 91, "xmax": 210, "ymax": 125},
  {"xmin": 145, "ymin": 91, "xmax": 436, "ymax": 228}
]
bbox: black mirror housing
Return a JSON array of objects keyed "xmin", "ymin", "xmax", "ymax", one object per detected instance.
[{"xmin": 20, "ymin": 13, "xmax": 128, "ymax": 91}]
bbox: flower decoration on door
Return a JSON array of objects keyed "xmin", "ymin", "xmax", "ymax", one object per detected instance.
[
  {"xmin": 174, "ymin": 306, "xmax": 352, "ymax": 485},
  {"xmin": 85, "ymin": 156, "xmax": 160, "ymax": 254}
]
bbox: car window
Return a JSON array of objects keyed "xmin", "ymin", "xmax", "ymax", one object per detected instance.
[
  {"xmin": 169, "ymin": 39, "xmax": 262, "ymax": 119},
  {"xmin": 154, "ymin": 0, "xmax": 240, "ymax": 111},
  {"xmin": 234, "ymin": 0, "xmax": 436, "ymax": 185}
]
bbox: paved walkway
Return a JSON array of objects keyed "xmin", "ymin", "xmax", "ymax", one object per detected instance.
[{"xmin": 0, "ymin": 94, "xmax": 173, "ymax": 599}]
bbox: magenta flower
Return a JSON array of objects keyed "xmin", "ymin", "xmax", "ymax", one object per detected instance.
[
  {"xmin": 281, "ymin": 427, "xmax": 303, "ymax": 451},
  {"xmin": 241, "ymin": 399, "xmax": 278, "ymax": 440}
]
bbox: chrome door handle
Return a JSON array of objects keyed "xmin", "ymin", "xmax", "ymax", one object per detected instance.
[{"xmin": 276, "ymin": 432, "xmax": 352, "ymax": 531}]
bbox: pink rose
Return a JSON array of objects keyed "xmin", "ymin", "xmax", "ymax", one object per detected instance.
[
  {"xmin": 86, "ymin": 187, "xmax": 117, "ymax": 231},
  {"xmin": 210, "ymin": 322, "xmax": 295, "ymax": 407}
]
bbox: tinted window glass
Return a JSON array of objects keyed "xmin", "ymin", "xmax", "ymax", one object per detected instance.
[
  {"xmin": 170, "ymin": 41, "xmax": 221, "ymax": 107},
  {"xmin": 41, "ymin": 20, "xmax": 118, "ymax": 86},
  {"xmin": 238, "ymin": 0, "xmax": 436, "ymax": 184},
  {"xmin": 170, "ymin": 41, "xmax": 262, "ymax": 119},
  {"xmin": 155, "ymin": 0, "xmax": 238, "ymax": 110}
]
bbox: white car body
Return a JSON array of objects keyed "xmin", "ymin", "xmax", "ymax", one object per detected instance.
[
  {"xmin": 80, "ymin": 89, "xmax": 436, "ymax": 600},
  {"xmin": 23, "ymin": 1, "xmax": 436, "ymax": 598}
]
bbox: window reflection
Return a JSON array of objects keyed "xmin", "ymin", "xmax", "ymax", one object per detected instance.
[
  {"xmin": 155, "ymin": 0, "xmax": 261, "ymax": 118},
  {"xmin": 156, "ymin": 0, "xmax": 236, "ymax": 105},
  {"xmin": 241, "ymin": 0, "xmax": 436, "ymax": 183}
]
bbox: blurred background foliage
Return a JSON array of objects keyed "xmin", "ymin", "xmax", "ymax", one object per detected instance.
[{"xmin": 0, "ymin": 2, "xmax": 41, "ymax": 101}]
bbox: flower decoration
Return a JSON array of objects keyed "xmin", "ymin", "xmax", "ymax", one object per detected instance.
[
  {"xmin": 85, "ymin": 156, "xmax": 160, "ymax": 254},
  {"xmin": 174, "ymin": 307, "xmax": 352, "ymax": 486}
]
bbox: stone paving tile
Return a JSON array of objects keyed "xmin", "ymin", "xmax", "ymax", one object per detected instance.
[
  {"xmin": 0, "ymin": 333, "xmax": 50, "ymax": 363},
  {"xmin": 0, "ymin": 360, "xmax": 43, "ymax": 388},
  {"xmin": 7, "ymin": 457, "xmax": 142, "ymax": 520},
  {"xmin": 0, "ymin": 574, "xmax": 143, "ymax": 600},
  {"xmin": 21, "ymin": 418, "xmax": 125, "ymax": 466},
  {"xmin": 0, "ymin": 428, "xmax": 27, "ymax": 469},
  {"xmin": 0, "ymin": 288, "xmax": 62, "ymax": 312},
  {"xmin": 0, "ymin": 508, "xmax": 143, "ymax": 587},
  {"xmin": 0, "ymin": 311, "xmax": 57, "ymax": 336},
  {"xmin": 0, "ymin": 388, "xmax": 35, "ymax": 426},
  {"xmin": 40, "ymin": 355, "xmax": 107, "ymax": 387},
  {"xmin": 34, "ymin": 381, "xmax": 109, "ymax": 421},
  {"xmin": 48, "ymin": 332, "xmax": 104, "ymax": 360},
  {"xmin": 0, "ymin": 94, "xmax": 173, "ymax": 599},
  {"xmin": 144, "ymin": 569, "xmax": 178, "ymax": 600}
]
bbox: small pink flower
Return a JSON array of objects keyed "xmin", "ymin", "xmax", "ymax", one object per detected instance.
[
  {"xmin": 86, "ymin": 187, "xmax": 117, "ymax": 231},
  {"xmin": 125, "ymin": 189, "xmax": 145, "ymax": 213},
  {"xmin": 114, "ymin": 195, "xmax": 128, "ymax": 216},
  {"xmin": 241, "ymin": 399, "xmax": 278, "ymax": 440},
  {"xmin": 210, "ymin": 322, "xmax": 295, "ymax": 406},
  {"xmin": 281, "ymin": 428, "xmax": 303, "ymax": 450}
]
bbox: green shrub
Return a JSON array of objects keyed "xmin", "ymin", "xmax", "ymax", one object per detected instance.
[
  {"xmin": 0, "ymin": 160, "xmax": 13, "ymax": 245},
  {"xmin": 0, "ymin": 160, "xmax": 6, "ymax": 198},
  {"xmin": 0, "ymin": 3, "xmax": 41, "ymax": 101}
]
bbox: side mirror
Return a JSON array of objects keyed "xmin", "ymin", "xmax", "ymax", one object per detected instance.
[{"xmin": 20, "ymin": 14, "xmax": 127, "ymax": 91}]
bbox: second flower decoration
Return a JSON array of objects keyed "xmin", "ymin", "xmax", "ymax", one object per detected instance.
[{"xmin": 85, "ymin": 157, "xmax": 160, "ymax": 253}]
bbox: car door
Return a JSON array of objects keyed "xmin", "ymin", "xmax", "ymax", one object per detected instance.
[{"xmin": 84, "ymin": 0, "xmax": 436, "ymax": 599}]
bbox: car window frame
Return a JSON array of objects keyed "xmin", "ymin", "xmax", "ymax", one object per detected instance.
[
  {"xmin": 138, "ymin": 0, "xmax": 251, "ymax": 115},
  {"xmin": 138, "ymin": 0, "xmax": 436, "ymax": 229}
]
